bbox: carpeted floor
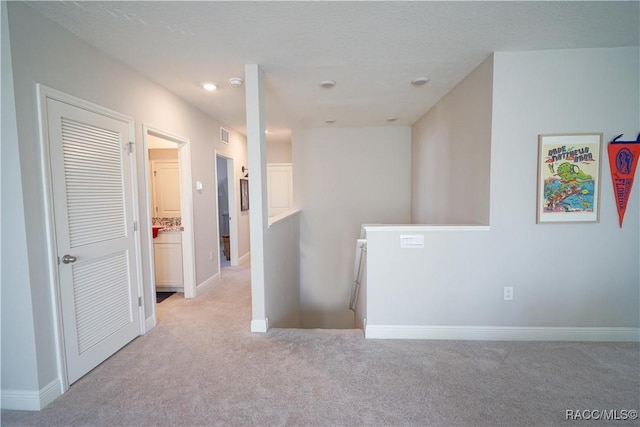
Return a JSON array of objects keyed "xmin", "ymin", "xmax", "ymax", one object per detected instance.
[{"xmin": 2, "ymin": 263, "xmax": 638, "ymax": 426}]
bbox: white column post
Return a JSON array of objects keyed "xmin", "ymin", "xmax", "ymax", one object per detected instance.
[{"xmin": 244, "ymin": 64, "xmax": 269, "ymax": 332}]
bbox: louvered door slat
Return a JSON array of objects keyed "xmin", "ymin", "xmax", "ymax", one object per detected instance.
[
  {"xmin": 72, "ymin": 252, "xmax": 132, "ymax": 353},
  {"xmin": 61, "ymin": 117, "xmax": 126, "ymax": 249}
]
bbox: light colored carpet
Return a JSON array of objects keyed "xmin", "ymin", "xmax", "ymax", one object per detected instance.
[{"xmin": 2, "ymin": 263, "xmax": 638, "ymax": 426}]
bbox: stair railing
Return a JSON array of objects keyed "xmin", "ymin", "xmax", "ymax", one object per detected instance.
[{"xmin": 349, "ymin": 239, "xmax": 367, "ymax": 312}]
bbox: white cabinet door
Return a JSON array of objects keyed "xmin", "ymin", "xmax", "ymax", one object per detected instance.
[
  {"xmin": 151, "ymin": 160, "xmax": 181, "ymax": 218},
  {"xmin": 153, "ymin": 232, "xmax": 183, "ymax": 288},
  {"xmin": 267, "ymin": 163, "xmax": 293, "ymax": 216}
]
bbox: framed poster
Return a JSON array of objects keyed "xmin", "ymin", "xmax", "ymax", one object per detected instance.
[
  {"xmin": 240, "ymin": 178, "xmax": 249, "ymax": 211},
  {"xmin": 537, "ymin": 133, "xmax": 602, "ymax": 223}
]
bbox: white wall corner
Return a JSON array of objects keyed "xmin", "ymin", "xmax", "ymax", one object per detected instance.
[
  {"xmin": 1, "ymin": 378, "xmax": 62, "ymax": 411},
  {"xmin": 365, "ymin": 325, "xmax": 640, "ymax": 342},
  {"xmin": 251, "ymin": 317, "xmax": 269, "ymax": 333},
  {"xmin": 196, "ymin": 272, "xmax": 220, "ymax": 296}
]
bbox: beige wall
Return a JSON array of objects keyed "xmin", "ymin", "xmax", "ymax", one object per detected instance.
[
  {"xmin": 267, "ymin": 139, "xmax": 292, "ymax": 163},
  {"xmin": 1, "ymin": 1, "xmax": 41, "ymax": 397},
  {"xmin": 292, "ymin": 126, "xmax": 412, "ymax": 328},
  {"xmin": 148, "ymin": 148, "xmax": 179, "ymax": 161},
  {"xmin": 264, "ymin": 213, "xmax": 301, "ymax": 328},
  {"xmin": 367, "ymin": 48, "xmax": 639, "ymax": 334},
  {"xmin": 411, "ymin": 55, "xmax": 493, "ymax": 225}
]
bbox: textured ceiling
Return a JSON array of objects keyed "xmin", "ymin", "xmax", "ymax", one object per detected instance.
[{"xmin": 27, "ymin": 1, "xmax": 640, "ymax": 142}]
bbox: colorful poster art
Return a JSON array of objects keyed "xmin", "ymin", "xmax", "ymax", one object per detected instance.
[
  {"xmin": 607, "ymin": 134, "xmax": 640, "ymax": 228},
  {"xmin": 537, "ymin": 133, "xmax": 602, "ymax": 223}
]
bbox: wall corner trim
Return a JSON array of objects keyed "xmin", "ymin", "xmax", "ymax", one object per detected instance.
[
  {"xmin": 251, "ymin": 318, "xmax": 269, "ymax": 333},
  {"xmin": 365, "ymin": 325, "xmax": 640, "ymax": 342},
  {"xmin": 1, "ymin": 379, "xmax": 62, "ymax": 411}
]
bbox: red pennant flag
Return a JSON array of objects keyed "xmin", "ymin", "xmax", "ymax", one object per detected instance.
[{"xmin": 608, "ymin": 134, "xmax": 640, "ymax": 227}]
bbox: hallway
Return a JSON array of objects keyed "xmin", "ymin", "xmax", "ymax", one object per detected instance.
[{"xmin": 2, "ymin": 262, "xmax": 638, "ymax": 426}]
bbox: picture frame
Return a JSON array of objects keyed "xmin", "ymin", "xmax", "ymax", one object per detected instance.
[
  {"xmin": 240, "ymin": 178, "xmax": 249, "ymax": 211},
  {"xmin": 537, "ymin": 133, "xmax": 602, "ymax": 223}
]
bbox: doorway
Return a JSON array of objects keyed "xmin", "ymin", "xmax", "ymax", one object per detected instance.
[
  {"xmin": 215, "ymin": 152, "xmax": 239, "ymax": 271},
  {"xmin": 143, "ymin": 126, "xmax": 197, "ymax": 323},
  {"xmin": 216, "ymin": 156, "xmax": 231, "ymax": 268}
]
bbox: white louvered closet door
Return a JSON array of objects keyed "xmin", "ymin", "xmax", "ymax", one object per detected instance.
[{"xmin": 47, "ymin": 98, "xmax": 141, "ymax": 385}]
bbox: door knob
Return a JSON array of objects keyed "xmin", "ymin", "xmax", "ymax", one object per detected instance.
[{"xmin": 62, "ymin": 254, "xmax": 77, "ymax": 264}]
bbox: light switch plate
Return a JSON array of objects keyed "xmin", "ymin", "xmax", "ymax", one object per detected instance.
[{"xmin": 400, "ymin": 235, "xmax": 425, "ymax": 249}]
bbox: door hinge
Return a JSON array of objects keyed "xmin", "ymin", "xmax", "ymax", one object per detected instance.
[
  {"xmin": 153, "ymin": 170, "xmax": 157, "ymax": 177},
  {"xmin": 125, "ymin": 141, "xmax": 134, "ymax": 154},
  {"xmin": 138, "ymin": 297, "xmax": 142, "ymax": 307},
  {"xmin": 133, "ymin": 221, "xmax": 138, "ymax": 231}
]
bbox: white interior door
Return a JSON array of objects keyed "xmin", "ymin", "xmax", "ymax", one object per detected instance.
[
  {"xmin": 267, "ymin": 163, "xmax": 293, "ymax": 216},
  {"xmin": 46, "ymin": 97, "xmax": 141, "ymax": 385},
  {"xmin": 151, "ymin": 160, "xmax": 181, "ymax": 218}
]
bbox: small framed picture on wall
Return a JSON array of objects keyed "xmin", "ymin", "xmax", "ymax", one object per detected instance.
[
  {"xmin": 536, "ymin": 133, "xmax": 602, "ymax": 223},
  {"xmin": 240, "ymin": 178, "xmax": 249, "ymax": 211}
]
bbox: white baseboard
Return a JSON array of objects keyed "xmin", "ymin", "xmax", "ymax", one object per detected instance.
[
  {"xmin": 238, "ymin": 251, "xmax": 250, "ymax": 266},
  {"xmin": 1, "ymin": 378, "xmax": 62, "ymax": 411},
  {"xmin": 365, "ymin": 325, "xmax": 640, "ymax": 342},
  {"xmin": 145, "ymin": 314, "xmax": 156, "ymax": 333},
  {"xmin": 39, "ymin": 379, "xmax": 61, "ymax": 409},
  {"xmin": 196, "ymin": 272, "xmax": 220, "ymax": 296},
  {"xmin": 251, "ymin": 317, "xmax": 269, "ymax": 333}
]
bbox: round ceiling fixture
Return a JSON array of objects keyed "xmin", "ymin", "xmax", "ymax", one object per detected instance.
[
  {"xmin": 320, "ymin": 80, "xmax": 336, "ymax": 88},
  {"xmin": 229, "ymin": 77, "xmax": 244, "ymax": 87},
  {"xmin": 411, "ymin": 77, "xmax": 430, "ymax": 86},
  {"xmin": 202, "ymin": 82, "xmax": 218, "ymax": 91},
  {"xmin": 386, "ymin": 116, "xmax": 399, "ymax": 122}
]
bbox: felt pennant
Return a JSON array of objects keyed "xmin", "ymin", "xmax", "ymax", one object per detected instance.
[{"xmin": 607, "ymin": 133, "xmax": 640, "ymax": 227}]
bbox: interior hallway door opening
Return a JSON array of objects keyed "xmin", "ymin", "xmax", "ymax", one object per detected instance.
[
  {"xmin": 215, "ymin": 152, "xmax": 239, "ymax": 272},
  {"xmin": 142, "ymin": 126, "xmax": 197, "ymax": 328}
]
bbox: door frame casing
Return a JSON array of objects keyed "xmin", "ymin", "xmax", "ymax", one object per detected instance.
[
  {"xmin": 36, "ymin": 84, "xmax": 145, "ymax": 393},
  {"xmin": 142, "ymin": 125, "xmax": 196, "ymax": 316}
]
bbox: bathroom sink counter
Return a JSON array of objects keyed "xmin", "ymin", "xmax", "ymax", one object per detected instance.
[{"xmin": 158, "ymin": 227, "xmax": 184, "ymax": 232}]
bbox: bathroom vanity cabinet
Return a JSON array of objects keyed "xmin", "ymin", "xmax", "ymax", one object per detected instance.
[{"xmin": 153, "ymin": 231, "xmax": 183, "ymax": 289}]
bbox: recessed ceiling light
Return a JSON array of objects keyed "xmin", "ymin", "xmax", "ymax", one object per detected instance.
[
  {"xmin": 320, "ymin": 80, "xmax": 336, "ymax": 88},
  {"xmin": 386, "ymin": 116, "xmax": 399, "ymax": 122},
  {"xmin": 229, "ymin": 77, "xmax": 244, "ymax": 87},
  {"xmin": 325, "ymin": 119, "xmax": 336, "ymax": 124},
  {"xmin": 411, "ymin": 77, "xmax": 430, "ymax": 86},
  {"xmin": 202, "ymin": 82, "xmax": 217, "ymax": 91}
]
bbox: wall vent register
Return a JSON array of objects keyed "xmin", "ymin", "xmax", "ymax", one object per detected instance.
[{"xmin": 220, "ymin": 127, "xmax": 230, "ymax": 144}]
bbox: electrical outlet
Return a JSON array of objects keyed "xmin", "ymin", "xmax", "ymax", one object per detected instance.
[{"xmin": 504, "ymin": 286, "xmax": 514, "ymax": 301}]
